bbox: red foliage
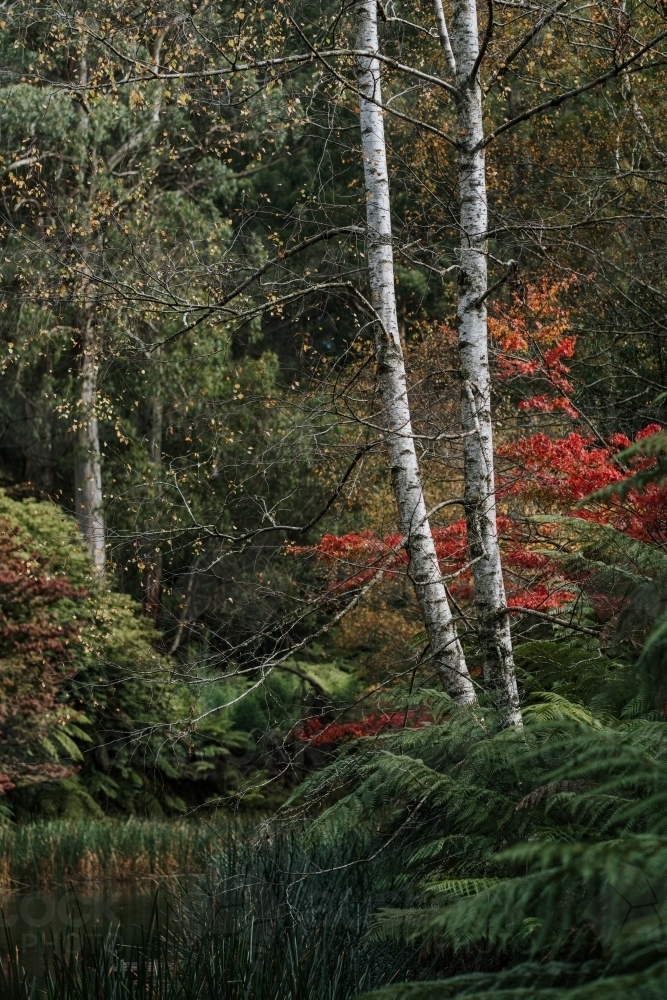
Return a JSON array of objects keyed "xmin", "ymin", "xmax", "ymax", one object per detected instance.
[
  {"xmin": 290, "ymin": 420, "xmax": 667, "ymax": 621},
  {"xmin": 291, "ymin": 275, "xmax": 667, "ymax": 636},
  {"xmin": 498, "ymin": 425, "xmax": 667, "ymax": 544},
  {"xmin": 491, "ymin": 277, "xmax": 579, "ymax": 417},
  {"xmin": 0, "ymin": 517, "xmax": 86, "ymax": 789},
  {"xmin": 291, "ymin": 515, "xmax": 575, "ymax": 612},
  {"xmin": 518, "ymin": 394, "xmax": 578, "ymax": 418},
  {"xmin": 295, "ymin": 710, "xmax": 431, "ymax": 746}
]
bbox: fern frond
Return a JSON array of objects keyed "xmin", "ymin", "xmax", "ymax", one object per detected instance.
[
  {"xmin": 531, "ymin": 515, "xmax": 667, "ymax": 584},
  {"xmin": 587, "ymin": 429, "xmax": 667, "ymax": 502},
  {"xmin": 361, "ymin": 956, "xmax": 667, "ymax": 1000},
  {"xmin": 423, "ymin": 877, "xmax": 501, "ymax": 900},
  {"xmin": 522, "ymin": 693, "xmax": 603, "ymax": 728}
]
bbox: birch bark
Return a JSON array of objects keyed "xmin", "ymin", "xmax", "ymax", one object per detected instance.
[
  {"xmin": 449, "ymin": 0, "xmax": 521, "ymax": 722},
  {"xmin": 75, "ymin": 305, "xmax": 106, "ymax": 573},
  {"xmin": 72, "ymin": 50, "xmax": 105, "ymax": 574},
  {"xmin": 355, "ymin": 0, "xmax": 475, "ymax": 704},
  {"xmin": 71, "ymin": 27, "xmax": 166, "ymax": 578}
]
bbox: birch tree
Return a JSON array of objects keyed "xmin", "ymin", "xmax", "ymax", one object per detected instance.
[
  {"xmin": 72, "ymin": 50, "xmax": 106, "ymax": 574},
  {"xmin": 142, "ymin": 386, "xmax": 163, "ymax": 619},
  {"xmin": 74, "ymin": 296, "xmax": 106, "ymax": 573},
  {"xmin": 347, "ymin": 0, "xmax": 666, "ymax": 718},
  {"xmin": 71, "ymin": 18, "xmax": 168, "ymax": 576},
  {"xmin": 355, "ymin": 0, "xmax": 476, "ymax": 705},
  {"xmin": 444, "ymin": 0, "xmax": 520, "ymax": 721}
]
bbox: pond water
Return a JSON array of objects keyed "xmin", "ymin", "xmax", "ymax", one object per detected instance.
[{"xmin": 0, "ymin": 882, "xmax": 172, "ymax": 970}]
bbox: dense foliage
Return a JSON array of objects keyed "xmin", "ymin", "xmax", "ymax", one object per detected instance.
[
  {"xmin": 1, "ymin": 0, "xmax": 667, "ymax": 996},
  {"xmin": 0, "ymin": 490, "xmax": 356, "ymax": 817},
  {"xmin": 280, "ymin": 621, "xmax": 667, "ymax": 998}
]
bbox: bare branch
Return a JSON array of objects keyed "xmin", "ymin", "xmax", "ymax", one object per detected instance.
[
  {"xmin": 508, "ymin": 606, "xmax": 600, "ymax": 635},
  {"xmin": 434, "ymin": 0, "xmax": 458, "ymax": 76},
  {"xmin": 483, "ymin": 0, "xmax": 569, "ymax": 94},
  {"xmin": 470, "ymin": 0, "xmax": 495, "ymax": 84},
  {"xmin": 480, "ymin": 29, "xmax": 667, "ymax": 148}
]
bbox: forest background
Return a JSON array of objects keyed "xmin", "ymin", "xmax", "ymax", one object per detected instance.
[{"xmin": 2, "ymin": 0, "xmax": 667, "ymax": 996}]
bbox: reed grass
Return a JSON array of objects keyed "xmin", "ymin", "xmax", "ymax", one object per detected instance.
[
  {"xmin": 0, "ymin": 827, "xmax": 429, "ymax": 1000},
  {"xmin": 0, "ymin": 819, "xmax": 225, "ymax": 889}
]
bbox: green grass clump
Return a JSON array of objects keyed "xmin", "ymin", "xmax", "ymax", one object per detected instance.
[{"xmin": 0, "ymin": 828, "xmax": 423, "ymax": 1000}]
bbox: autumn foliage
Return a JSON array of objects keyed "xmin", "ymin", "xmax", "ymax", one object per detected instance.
[
  {"xmin": 293, "ymin": 425, "xmax": 667, "ymax": 621},
  {"xmin": 0, "ymin": 516, "xmax": 86, "ymax": 790},
  {"xmin": 291, "ymin": 278, "xmax": 667, "ymax": 629},
  {"xmin": 490, "ymin": 275, "xmax": 579, "ymax": 418},
  {"xmin": 295, "ymin": 710, "xmax": 431, "ymax": 747},
  {"xmin": 499, "ymin": 426, "xmax": 667, "ymax": 541}
]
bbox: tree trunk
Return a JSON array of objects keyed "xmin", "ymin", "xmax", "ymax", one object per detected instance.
[
  {"xmin": 450, "ymin": 0, "xmax": 521, "ymax": 722},
  {"xmin": 169, "ymin": 564, "xmax": 197, "ymax": 655},
  {"xmin": 143, "ymin": 389, "xmax": 163, "ymax": 619},
  {"xmin": 72, "ymin": 50, "xmax": 105, "ymax": 574},
  {"xmin": 355, "ymin": 0, "xmax": 476, "ymax": 704},
  {"xmin": 75, "ymin": 308, "xmax": 106, "ymax": 573}
]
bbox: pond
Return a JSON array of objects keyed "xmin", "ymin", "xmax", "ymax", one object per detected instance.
[{"xmin": 0, "ymin": 881, "xmax": 173, "ymax": 973}]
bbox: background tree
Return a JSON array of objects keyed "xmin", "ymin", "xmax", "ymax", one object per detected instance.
[{"xmin": 2, "ymin": 0, "xmax": 667, "ymax": 814}]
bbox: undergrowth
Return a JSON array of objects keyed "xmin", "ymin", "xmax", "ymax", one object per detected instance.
[
  {"xmin": 0, "ymin": 830, "xmax": 425, "ymax": 1000},
  {"xmin": 5, "ymin": 506, "xmax": 667, "ymax": 999},
  {"xmin": 0, "ymin": 819, "xmax": 223, "ymax": 889},
  {"xmin": 287, "ymin": 629, "xmax": 667, "ymax": 999},
  {"xmin": 3, "ymin": 628, "xmax": 667, "ymax": 999}
]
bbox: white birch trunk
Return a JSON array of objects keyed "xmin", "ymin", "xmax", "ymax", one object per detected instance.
[
  {"xmin": 355, "ymin": 0, "xmax": 475, "ymax": 704},
  {"xmin": 434, "ymin": 0, "xmax": 458, "ymax": 76},
  {"xmin": 75, "ymin": 314, "xmax": 106, "ymax": 573},
  {"xmin": 450, "ymin": 0, "xmax": 521, "ymax": 722},
  {"xmin": 73, "ymin": 53, "xmax": 105, "ymax": 574}
]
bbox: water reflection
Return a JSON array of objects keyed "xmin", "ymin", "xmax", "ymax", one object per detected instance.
[{"xmin": 0, "ymin": 883, "xmax": 166, "ymax": 962}]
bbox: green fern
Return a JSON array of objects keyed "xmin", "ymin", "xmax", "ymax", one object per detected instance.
[
  {"xmin": 290, "ymin": 620, "xmax": 667, "ymax": 1000},
  {"xmin": 587, "ymin": 429, "xmax": 667, "ymax": 501},
  {"xmin": 530, "ymin": 515, "xmax": 667, "ymax": 598}
]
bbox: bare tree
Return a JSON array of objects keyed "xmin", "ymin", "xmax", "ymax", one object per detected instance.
[
  {"xmin": 355, "ymin": 0, "xmax": 475, "ymax": 705},
  {"xmin": 445, "ymin": 0, "xmax": 520, "ymax": 720},
  {"xmin": 74, "ymin": 296, "xmax": 106, "ymax": 573},
  {"xmin": 72, "ymin": 52, "xmax": 107, "ymax": 573}
]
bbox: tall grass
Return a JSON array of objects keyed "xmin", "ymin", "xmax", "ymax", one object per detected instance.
[
  {"xmin": 0, "ymin": 819, "xmax": 223, "ymax": 889},
  {"xmin": 0, "ymin": 828, "xmax": 428, "ymax": 1000}
]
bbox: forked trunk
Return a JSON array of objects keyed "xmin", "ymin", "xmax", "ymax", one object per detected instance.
[
  {"xmin": 355, "ymin": 0, "xmax": 476, "ymax": 704},
  {"xmin": 449, "ymin": 0, "xmax": 521, "ymax": 722}
]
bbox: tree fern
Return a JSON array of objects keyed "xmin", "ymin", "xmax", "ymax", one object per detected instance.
[
  {"xmin": 588, "ymin": 428, "xmax": 667, "ymax": 501},
  {"xmin": 529, "ymin": 515, "xmax": 667, "ymax": 618},
  {"xmin": 290, "ymin": 624, "xmax": 667, "ymax": 999}
]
